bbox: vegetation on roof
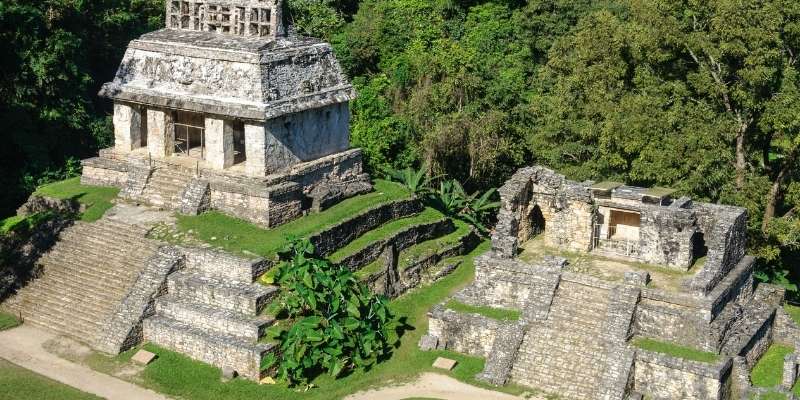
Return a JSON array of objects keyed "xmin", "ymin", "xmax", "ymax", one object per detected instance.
[
  {"xmin": 444, "ymin": 299, "xmax": 521, "ymax": 321},
  {"xmin": 643, "ymin": 187, "xmax": 677, "ymax": 198},
  {"xmin": 174, "ymin": 179, "xmax": 410, "ymax": 259},
  {"xmin": 633, "ymin": 337, "xmax": 719, "ymax": 363},
  {"xmin": 591, "ymin": 181, "xmax": 624, "ymax": 191}
]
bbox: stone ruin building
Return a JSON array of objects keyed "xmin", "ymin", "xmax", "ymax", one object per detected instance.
[
  {"xmin": 3, "ymin": 0, "xmax": 376, "ymax": 383},
  {"xmin": 421, "ymin": 165, "xmax": 800, "ymax": 400},
  {"xmin": 83, "ymin": 0, "xmax": 370, "ymax": 227}
]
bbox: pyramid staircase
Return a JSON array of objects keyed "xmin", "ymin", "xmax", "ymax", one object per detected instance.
[
  {"xmin": 510, "ymin": 279, "xmax": 613, "ymax": 399},
  {"xmin": 144, "ymin": 250, "xmax": 279, "ymax": 381},
  {"xmin": 138, "ymin": 166, "xmax": 193, "ymax": 209},
  {"xmin": 5, "ymin": 217, "xmax": 160, "ymax": 345}
]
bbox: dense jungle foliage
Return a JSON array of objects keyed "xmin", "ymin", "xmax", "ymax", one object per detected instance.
[{"xmin": 1, "ymin": 0, "xmax": 799, "ymax": 294}]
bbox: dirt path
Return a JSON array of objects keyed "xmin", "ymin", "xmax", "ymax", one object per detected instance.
[
  {"xmin": 345, "ymin": 372, "xmax": 536, "ymax": 400},
  {"xmin": 0, "ymin": 325, "xmax": 170, "ymax": 400}
]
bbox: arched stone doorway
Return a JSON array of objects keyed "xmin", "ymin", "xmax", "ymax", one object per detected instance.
[{"xmin": 529, "ymin": 204, "xmax": 546, "ymax": 239}]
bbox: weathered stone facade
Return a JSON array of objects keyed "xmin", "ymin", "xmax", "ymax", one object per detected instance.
[
  {"xmin": 423, "ymin": 165, "xmax": 797, "ymax": 400},
  {"xmin": 82, "ymin": 0, "xmax": 371, "ymax": 228}
]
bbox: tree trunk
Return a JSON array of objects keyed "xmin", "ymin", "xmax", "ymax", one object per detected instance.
[
  {"xmin": 735, "ymin": 123, "xmax": 747, "ymax": 189},
  {"xmin": 762, "ymin": 148, "xmax": 799, "ymax": 232}
]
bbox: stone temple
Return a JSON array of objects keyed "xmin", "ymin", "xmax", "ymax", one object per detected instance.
[
  {"xmin": 421, "ymin": 166, "xmax": 800, "ymax": 400},
  {"xmin": 83, "ymin": 0, "xmax": 370, "ymax": 227}
]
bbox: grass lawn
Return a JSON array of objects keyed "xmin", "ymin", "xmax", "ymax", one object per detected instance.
[
  {"xmin": 633, "ymin": 337, "xmax": 720, "ymax": 363},
  {"xmin": 444, "ymin": 300, "xmax": 521, "ymax": 321},
  {"xmin": 751, "ymin": 343, "xmax": 795, "ymax": 388},
  {"xmin": 34, "ymin": 177, "xmax": 119, "ymax": 222},
  {"xmin": 106, "ymin": 241, "xmax": 536, "ymax": 399},
  {"xmin": 328, "ymin": 207, "xmax": 446, "ymax": 262},
  {"xmin": 785, "ymin": 304, "xmax": 800, "ymax": 326},
  {"xmin": 175, "ymin": 179, "xmax": 411, "ymax": 259},
  {"xmin": 0, "ymin": 359, "xmax": 102, "ymax": 400},
  {"xmin": 0, "ymin": 312, "xmax": 20, "ymax": 331}
]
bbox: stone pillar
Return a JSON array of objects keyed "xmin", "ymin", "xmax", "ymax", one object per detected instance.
[
  {"xmin": 782, "ymin": 353, "xmax": 798, "ymax": 390},
  {"xmin": 205, "ymin": 117, "xmax": 234, "ymax": 170},
  {"xmin": 244, "ymin": 124, "xmax": 266, "ymax": 177},
  {"xmin": 113, "ymin": 103, "xmax": 142, "ymax": 152},
  {"xmin": 147, "ymin": 109, "xmax": 174, "ymax": 158}
]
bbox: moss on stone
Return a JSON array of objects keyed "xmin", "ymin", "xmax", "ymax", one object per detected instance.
[
  {"xmin": 444, "ymin": 300, "xmax": 521, "ymax": 321},
  {"xmin": 633, "ymin": 337, "xmax": 719, "ymax": 363}
]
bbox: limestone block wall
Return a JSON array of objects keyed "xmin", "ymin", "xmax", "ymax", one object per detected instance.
[
  {"xmin": 638, "ymin": 206, "xmax": 696, "ymax": 269},
  {"xmin": 635, "ymin": 297, "xmax": 715, "ymax": 352},
  {"xmin": 309, "ymin": 199, "xmax": 422, "ymax": 257},
  {"xmin": 774, "ymin": 307, "xmax": 800, "ymax": 349},
  {"xmin": 688, "ymin": 203, "xmax": 748, "ymax": 295},
  {"xmin": 260, "ymin": 103, "xmax": 350, "ymax": 173},
  {"xmin": 81, "ymin": 157, "xmax": 128, "ymax": 187},
  {"xmin": 468, "ymin": 252, "xmax": 564, "ymax": 311},
  {"xmin": 208, "ymin": 181, "xmax": 303, "ymax": 228},
  {"xmin": 634, "ymin": 350, "xmax": 733, "ymax": 400},
  {"xmin": 491, "ymin": 166, "xmax": 595, "ymax": 258},
  {"xmin": 427, "ymin": 305, "xmax": 509, "ymax": 358}
]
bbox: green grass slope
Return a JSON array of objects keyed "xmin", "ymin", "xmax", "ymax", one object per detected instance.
[{"xmin": 175, "ymin": 179, "xmax": 411, "ymax": 259}]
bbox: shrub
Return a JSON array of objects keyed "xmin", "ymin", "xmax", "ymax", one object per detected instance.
[{"xmin": 264, "ymin": 238, "xmax": 393, "ymax": 386}]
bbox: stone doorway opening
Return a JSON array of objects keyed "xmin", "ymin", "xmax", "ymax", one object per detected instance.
[
  {"xmin": 233, "ymin": 120, "xmax": 246, "ymax": 165},
  {"xmin": 529, "ymin": 204, "xmax": 546, "ymax": 238},
  {"xmin": 173, "ymin": 110, "xmax": 205, "ymax": 160}
]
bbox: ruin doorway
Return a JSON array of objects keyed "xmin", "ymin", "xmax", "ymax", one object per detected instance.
[
  {"xmin": 173, "ymin": 110, "xmax": 205, "ymax": 159},
  {"xmin": 692, "ymin": 231, "xmax": 708, "ymax": 265},
  {"xmin": 529, "ymin": 204, "xmax": 546, "ymax": 238},
  {"xmin": 608, "ymin": 209, "xmax": 641, "ymax": 241},
  {"xmin": 233, "ymin": 120, "xmax": 246, "ymax": 165}
]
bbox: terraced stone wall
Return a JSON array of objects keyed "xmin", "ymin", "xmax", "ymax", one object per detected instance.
[
  {"xmin": 309, "ymin": 198, "xmax": 422, "ymax": 257},
  {"xmin": 426, "ymin": 305, "xmax": 509, "ymax": 358},
  {"xmin": 634, "ymin": 350, "xmax": 733, "ymax": 400}
]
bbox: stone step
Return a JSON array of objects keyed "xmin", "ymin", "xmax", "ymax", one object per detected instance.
[
  {"xmin": 144, "ymin": 315, "xmax": 275, "ymax": 381},
  {"xmin": 184, "ymin": 249, "xmax": 266, "ymax": 283},
  {"xmin": 56, "ymin": 222, "xmax": 153, "ymax": 244},
  {"xmin": 156, "ymin": 295, "xmax": 275, "ymax": 341},
  {"xmin": 22, "ymin": 271, "xmax": 130, "ymax": 304},
  {"xmin": 40, "ymin": 255, "xmax": 146, "ymax": 283},
  {"xmin": 167, "ymin": 271, "xmax": 278, "ymax": 315},
  {"xmin": 19, "ymin": 295, "xmax": 107, "ymax": 337},
  {"xmin": 22, "ymin": 314, "xmax": 101, "ymax": 346},
  {"xmin": 20, "ymin": 283, "xmax": 121, "ymax": 316},
  {"xmin": 45, "ymin": 243, "xmax": 157, "ymax": 267}
]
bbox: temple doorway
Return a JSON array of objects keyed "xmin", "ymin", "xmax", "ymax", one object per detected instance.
[{"xmin": 174, "ymin": 110, "xmax": 205, "ymax": 159}]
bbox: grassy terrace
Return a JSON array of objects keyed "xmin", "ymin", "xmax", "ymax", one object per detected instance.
[
  {"xmin": 353, "ymin": 220, "xmax": 472, "ymax": 279},
  {"xmin": 785, "ymin": 304, "xmax": 800, "ymax": 325},
  {"xmin": 89, "ymin": 241, "xmax": 534, "ymax": 399},
  {"xmin": 0, "ymin": 359, "xmax": 102, "ymax": 400},
  {"xmin": 632, "ymin": 337, "xmax": 720, "ymax": 363},
  {"xmin": 399, "ymin": 219, "xmax": 472, "ymax": 268},
  {"xmin": 445, "ymin": 299, "xmax": 521, "ymax": 321},
  {"xmin": 33, "ymin": 177, "xmax": 119, "ymax": 222},
  {"xmin": 175, "ymin": 180, "xmax": 411, "ymax": 258},
  {"xmin": 328, "ymin": 207, "xmax": 446, "ymax": 263},
  {"xmin": 751, "ymin": 344, "xmax": 796, "ymax": 388}
]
